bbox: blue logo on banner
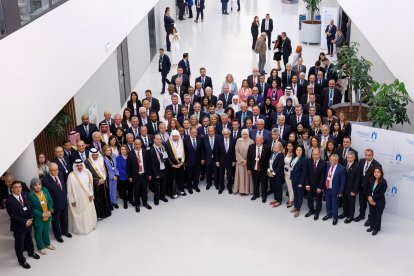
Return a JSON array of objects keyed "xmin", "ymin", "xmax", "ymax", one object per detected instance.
[
  {"xmin": 371, "ymin": 131, "xmax": 378, "ymax": 141},
  {"xmin": 391, "ymin": 185, "xmax": 398, "ymax": 196},
  {"xmin": 395, "ymin": 153, "xmax": 403, "ymax": 162}
]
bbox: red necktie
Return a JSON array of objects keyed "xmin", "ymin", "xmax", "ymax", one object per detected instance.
[
  {"xmin": 55, "ymin": 177, "xmax": 63, "ymax": 191},
  {"xmin": 257, "ymin": 147, "xmax": 261, "ymax": 171},
  {"xmin": 325, "ymin": 165, "xmax": 334, "ymax": 189},
  {"xmin": 137, "ymin": 152, "xmax": 143, "ymax": 173}
]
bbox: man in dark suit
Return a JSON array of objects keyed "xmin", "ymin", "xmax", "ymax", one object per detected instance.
[
  {"xmin": 184, "ymin": 128, "xmax": 203, "ymax": 193},
  {"xmin": 165, "ymin": 94, "xmax": 182, "ymax": 118},
  {"xmin": 297, "ymin": 72, "xmax": 308, "ymax": 99},
  {"xmin": 304, "ymin": 148, "xmax": 326, "ymax": 220},
  {"xmin": 194, "ymin": 0, "xmax": 206, "ymax": 23},
  {"xmin": 139, "ymin": 126, "xmax": 153, "ymax": 151},
  {"xmin": 127, "ymin": 139, "xmax": 152, "ymax": 212},
  {"xmin": 125, "ymin": 117, "xmax": 141, "ymax": 140},
  {"xmin": 289, "ymin": 105, "xmax": 309, "ymax": 130},
  {"xmin": 247, "ymin": 136, "xmax": 271, "ymax": 203},
  {"xmin": 99, "ymin": 111, "xmax": 114, "ymax": 126},
  {"xmin": 52, "ymin": 146, "xmax": 72, "ymax": 180},
  {"xmin": 333, "ymin": 29, "xmax": 346, "ymax": 58},
  {"xmin": 261, "ymin": 14, "xmax": 273, "ymax": 49},
  {"xmin": 173, "ymin": 78, "xmax": 188, "ymax": 101},
  {"xmin": 146, "ymin": 111, "xmax": 161, "ymax": 136},
  {"xmin": 236, "ymin": 103, "xmax": 253, "ymax": 127},
  {"xmin": 356, "ymin": 149, "xmax": 382, "ymax": 224},
  {"xmin": 62, "ymin": 140, "xmax": 73, "ymax": 158},
  {"xmin": 159, "ymin": 48, "xmax": 171, "ymax": 94},
  {"xmin": 164, "ymin": 9, "xmax": 175, "ymax": 51},
  {"xmin": 321, "ymin": 80, "xmax": 342, "ymax": 116},
  {"xmin": 281, "ymin": 32, "xmax": 292, "ymax": 68},
  {"xmin": 325, "ymin": 19, "xmax": 337, "ymax": 56},
  {"xmin": 75, "ymin": 115, "xmax": 98, "ymax": 145},
  {"xmin": 340, "ymin": 151, "xmax": 361, "ymax": 223},
  {"xmin": 6, "ymin": 181, "xmax": 40, "ymax": 269},
  {"xmin": 322, "ymin": 154, "xmax": 345, "ymax": 225},
  {"xmin": 87, "ymin": 132, "xmax": 105, "ymax": 152},
  {"xmin": 271, "ymin": 113, "xmax": 291, "ymax": 141},
  {"xmin": 230, "ymin": 119, "xmax": 242, "ymax": 140},
  {"xmin": 218, "ymin": 85, "xmax": 233, "ymax": 108},
  {"xmin": 292, "ymin": 57, "xmax": 307, "ymax": 75},
  {"xmin": 315, "ymin": 70, "xmax": 328, "ymax": 95},
  {"xmin": 308, "ymin": 61, "xmax": 325, "ymax": 80},
  {"xmin": 247, "ymin": 67, "xmax": 260, "ymax": 88},
  {"xmin": 249, "ymin": 119, "xmax": 272, "ymax": 145},
  {"xmin": 70, "ymin": 140, "xmax": 89, "ymax": 163},
  {"xmin": 110, "ymin": 114, "xmax": 127, "ymax": 134},
  {"xmin": 149, "ymin": 135, "xmax": 169, "ymax": 205},
  {"xmin": 145, "ymin": 89, "xmax": 161, "ymax": 114},
  {"xmin": 322, "ymin": 58, "xmax": 337, "ymax": 81},
  {"xmin": 301, "ymin": 85, "xmax": 321, "ymax": 106},
  {"xmin": 336, "ymin": 136, "xmax": 359, "ymax": 165},
  {"xmin": 42, "ymin": 163, "xmax": 71, "ymax": 242},
  {"xmin": 1, "ymin": 174, "xmax": 30, "ymax": 210},
  {"xmin": 204, "ymin": 87, "xmax": 217, "ymax": 106},
  {"xmin": 281, "ymin": 64, "xmax": 297, "ymax": 88},
  {"xmin": 256, "ymin": 74, "xmax": 270, "ymax": 95},
  {"xmin": 177, "ymin": 0, "xmax": 185, "ymax": 20},
  {"xmin": 178, "ymin": 53, "xmax": 191, "ymax": 77},
  {"xmin": 215, "ymin": 129, "xmax": 236, "ymax": 194},
  {"xmin": 303, "ymin": 94, "xmax": 322, "ymax": 116},
  {"xmin": 216, "ymin": 113, "xmax": 232, "ymax": 135},
  {"xmin": 195, "ymin": 67, "xmax": 213, "ymax": 90},
  {"xmin": 201, "ymin": 126, "xmax": 220, "ymax": 189},
  {"xmin": 171, "ymin": 66, "xmax": 190, "ymax": 88},
  {"xmin": 317, "ymin": 125, "xmax": 334, "ymax": 148}
]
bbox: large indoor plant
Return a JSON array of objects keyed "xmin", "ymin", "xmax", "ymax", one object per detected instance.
[
  {"xmin": 333, "ymin": 42, "xmax": 374, "ymax": 121},
  {"xmin": 368, "ymin": 79, "xmax": 412, "ymax": 129},
  {"xmin": 45, "ymin": 110, "xmax": 72, "ymax": 137},
  {"xmin": 301, "ymin": 0, "xmax": 321, "ymax": 44}
]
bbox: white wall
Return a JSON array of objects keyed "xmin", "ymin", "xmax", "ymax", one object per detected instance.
[
  {"xmin": 74, "ymin": 52, "xmax": 121, "ymax": 124},
  {"xmin": 8, "ymin": 142, "xmax": 38, "ymax": 187},
  {"xmin": 128, "ymin": 17, "xmax": 150, "ymax": 92},
  {"xmin": 0, "ymin": 0, "xmax": 162, "ymax": 175}
]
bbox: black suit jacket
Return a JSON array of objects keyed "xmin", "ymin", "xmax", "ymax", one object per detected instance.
[
  {"xmin": 246, "ymin": 144, "xmax": 271, "ymax": 175},
  {"xmin": 110, "ymin": 123, "xmax": 128, "ymax": 134},
  {"xmin": 269, "ymin": 152, "xmax": 285, "ymax": 178},
  {"xmin": 149, "ymin": 146, "xmax": 168, "ymax": 177},
  {"xmin": 303, "ymin": 103, "xmax": 322, "ymax": 116},
  {"xmin": 247, "ymin": 74, "xmax": 260, "ymax": 88},
  {"xmin": 159, "ymin": 54, "xmax": 171, "ymax": 75},
  {"xmin": 75, "ymin": 123, "xmax": 98, "ymax": 145},
  {"xmin": 166, "ymin": 104, "xmax": 183, "ymax": 118},
  {"xmin": 164, "ymin": 15, "xmax": 175, "ymax": 32},
  {"xmin": 127, "ymin": 100, "xmax": 142, "ymax": 117},
  {"xmin": 148, "ymin": 97, "xmax": 161, "ymax": 113},
  {"xmin": 184, "ymin": 136, "xmax": 203, "ymax": 167},
  {"xmin": 358, "ymin": 159, "xmax": 382, "ymax": 193},
  {"xmin": 336, "ymin": 146, "xmax": 359, "ymax": 165},
  {"xmin": 367, "ymin": 180, "xmax": 388, "ymax": 206},
  {"xmin": 324, "ymin": 63, "xmax": 337, "ymax": 81},
  {"xmin": 235, "ymin": 110, "xmax": 253, "ymax": 125},
  {"xmin": 315, "ymin": 78, "xmax": 328, "ymax": 95},
  {"xmin": 70, "ymin": 150, "xmax": 90, "ymax": 163},
  {"xmin": 289, "ymin": 114, "xmax": 309, "ymax": 130},
  {"xmin": 195, "ymin": 75, "xmax": 213, "ymax": 89},
  {"xmin": 52, "ymin": 156, "xmax": 72, "ymax": 178},
  {"xmin": 308, "ymin": 66, "xmax": 325, "ymax": 79},
  {"xmin": 6, "ymin": 192, "xmax": 33, "ymax": 233},
  {"xmin": 305, "ymin": 158, "xmax": 326, "ymax": 189},
  {"xmin": 42, "ymin": 173, "xmax": 68, "ymax": 210},
  {"xmin": 281, "ymin": 71, "xmax": 297, "ymax": 88},
  {"xmin": 201, "ymin": 135, "xmax": 220, "ymax": 163},
  {"xmin": 300, "ymin": 93, "xmax": 321, "ymax": 106},
  {"xmin": 281, "ymin": 37, "xmax": 292, "ymax": 58},
  {"xmin": 261, "ymin": 18, "xmax": 273, "ymax": 33},
  {"xmin": 127, "ymin": 149, "xmax": 151, "ymax": 180},
  {"xmin": 139, "ymin": 136, "xmax": 154, "ymax": 151},
  {"xmin": 207, "ymin": 95, "xmax": 218, "ymax": 106},
  {"xmin": 178, "ymin": 59, "xmax": 191, "ymax": 76},
  {"xmin": 345, "ymin": 162, "xmax": 361, "ymax": 194},
  {"xmin": 171, "ymin": 74, "xmax": 190, "ymax": 88},
  {"xmin": 321, "ymin": 88, "xmax": 342, "ymax": 115},
  {"xmin": 218, "ymin": 93, "xmax": 233, "ymax": 108},
  {"xmin": 216, "ymin": 137, "xmax": 236, "ymax": 167},
  {"xmin": 146, "ymin": 121, "xmax": 161, "ymax": 135}
]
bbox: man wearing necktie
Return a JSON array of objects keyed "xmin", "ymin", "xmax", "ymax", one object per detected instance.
[
  {"xmin": 322, "ymin": 80, "xmax": 340, "ymax": 116},
  {"xmin": 158, "ymin": 48, "xmax": 171, "ymax": 94},
  {"xmin": 149, "ymin": 135, "xmax": 169, "ymax": 205},
  {"xmin": 216, "ymin": 129, "xmax": 236, "ymax": 194},
  {"xmin": 201, "ymin": 126, "xmax": 219, "ymax": 190},
  {"xmin": 341, "ymin": 151, "xmax": 361, "ymax": 224},
  {"xmin": 261, "ymin": 13, "xmax": 273, "ymax": 50},
  {"xmin": 184, "ymin": 128, "xmax": 202, "ymax": 193}
]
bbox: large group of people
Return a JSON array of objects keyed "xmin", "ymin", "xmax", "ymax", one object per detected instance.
[{"xmin": 0, "ymin": 6, "xmax": 389, "ymax": 271}]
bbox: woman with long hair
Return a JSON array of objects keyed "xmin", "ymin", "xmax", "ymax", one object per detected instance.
[
  {"xmin": 251, "ymin": 16, "xmax": 260, "ymax": 50},
  {"xmin": 324, "ymin": 139, "xmax": 336, "ymax": 161},
  {"xmin": 222, "ymin": 73, "xmax": 238, "ymax": 95},
  {"xmin": 116, "ymin": 145, "xmax": 132, "ymax": 209},
  {"xmin": 127, "ymin": 92, "xmax": 142, "ymax": 117},
  {"xmin": 367, "ymin": 167, "xmax": 388, "ymax": 236},
  {"xmin": 291, "ymin": 45, "xmax": 303, "ymax": 66},
  {"xmin": 102, "ymin": 145, "xmax": 119, "ymax": 210},
  {"xmin": 272, "ymin": 35, "xmax": 283, "ymax": 71},
  {"xmin": 290, "ymin": 145, "xmax": 307, "ymax": 217},
  {"xmin": 167, "ymin": 118, "xmax": 181, "ymax": 134},
  {"xmin": 267, "ymin": 80, "xmax": 283, "ymax": 107},
  {"xmin": 284, "ymin": 141, "xmax": 295, "ymax": 207},
  {"xmin": 267, "ymin": 68, "xmax": 282, "ymax": 86},
  {"xmin": 161, "ymin": 109, "xmax": 173, "ymax": 128},
  {"xmin": 323, "ymin": 108, "xmax": 338, "ymax": 129},
  {"xmin": 238, "ymin": 79, "xmax": 252, "ymax": 103},
  {"xmin": 225, "ymin": 106, "xmax": 236, "ymax": 121},
  {"xmin": 37, "ymin": 153, "xmax": 50, "ymax": 180},
  {"xmin": 122, "ymin": 108, "xmax": 133, "ymax": 128},
  {"xmin": 115, "ymin": 127, "xmax": 125, "ymax": 146},
  {"xmin": 169, "ymin": 27, "xmax": 180, "ymax": 66}
]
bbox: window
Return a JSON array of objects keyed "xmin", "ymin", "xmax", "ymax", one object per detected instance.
[{"xmin": 18, "ymin": 0, "xmax": 50, "ymax": 25}]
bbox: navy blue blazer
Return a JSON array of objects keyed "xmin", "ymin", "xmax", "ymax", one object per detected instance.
[
  {"xmin": 304, "ymin": 158, "xmax": 326, "ymax": 189},
  {"xmin": 197, "ymin": 125, "xmax": 210, "ymax": 137},
  {"xmin": 216, "ymin": 122, "xmax": 232, "ymax": 136},
  {"xmin": 42, "ymin": 173, "xmax": 68, "ymax": 211},
  {"xmin": 195, "ymin": 75, "xmax": 213, "ymax": 89},
  {"xmin": 235, "ymin": 110, "xmax": 253, "ymax": 125},
  {"xmin": 184, "ymin": 136, "xmax": 203, "ymax": 167},
  {"xmin": 178, "ymin": 59, "xmax": 191, "ymax": 76},
  {"xmin": 139, "ymin": 136, "xmax": 154, "ymax": 150},
  {"xmin": 247, "ymin": 94, "xmax": 264, "ymax": 106},
  {"xmin": 218, "ymin": 93, "xmax": 233, "ymax": 108},
  {"xmin": 256, "ymin": 82, "xmax": 270, "ymax": 95},
  {"xmin": 6, "ymin": 192, "xmax": 33, "ymax": 233},
  {"xmin": 323, "ymin": 163, "xmax": 345, "ymax": 195},
  {"xmin": 269, "ymin": 152, "xmax": 285, "ymax": 179},
  {"xmin": 325, "ymin": 24, "xmax": 337, "ymax": 40},
  {"xmin": 215, "ymin": 137, "xmax": 236, "ymax": 167},
  {"xmin": 367, "ymin": 180, "xmax": 388, "ymax": 206},
  {"xmin": 249, "ymin": 129, "xmax": 272, "ymax": 145},
  {"xmin": 290, "ymin": 157, "xmax": 306, "ymax": 184},
  {"xmin": 201, "ymin": 134, "xmax": 220, "ymax": 163},
  {"xmin": 270, "ymin": 124, "xmax": 291, "ymax": 141},
  {"xmin": 159, "ymin": 54, "xmax": 171, "ymax": 75}
]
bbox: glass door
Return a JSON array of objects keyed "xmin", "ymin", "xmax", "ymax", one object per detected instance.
[{"xmin": 116, "ymin": 38, "xmax": 131, "ymax": 106}]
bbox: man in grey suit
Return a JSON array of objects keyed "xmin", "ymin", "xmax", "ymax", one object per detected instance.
[
  {"xmin": 292, "ymin": 57, "xmax": 306, "ymax": 75},
  {"xmin": 332, "ymin": 29, "xmax": 346, "ymax": 59}
]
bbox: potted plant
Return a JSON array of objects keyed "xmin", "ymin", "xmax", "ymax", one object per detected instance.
[
  {"xmin": 332, "ymin": 42, "xmax": 374, "ymax": 121},
  {"xmin": 301, "ymin": 0, "xmax": 321, "ymax": 44},
  {"xmin": 45, "ymin": 110, "xmax": 72, "ymax": 137},
  {"xmin": 368, "ymin": 80, "xmax": 412, "ymax": 129}
]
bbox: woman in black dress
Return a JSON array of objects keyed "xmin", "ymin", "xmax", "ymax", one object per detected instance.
[
  {"xmin": 251, "ymin": 16, "xmax": 260, "ymax": 50},
  {"xmin": 272, "ymin": 35, "xmax": 283, "ymax": 71}
]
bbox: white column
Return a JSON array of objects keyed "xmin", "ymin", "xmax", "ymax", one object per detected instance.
[{"xmin": 8, "ymin": 142, "xmax": 38, "ymax": 189}]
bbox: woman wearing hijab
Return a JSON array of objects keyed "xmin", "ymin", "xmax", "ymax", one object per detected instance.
[
  {"xmin": 261, "ymin": 97, "xmax": 276, "ymax": 129},
  {"xmin": 67, "ymin": 159, "xmax": 97, "ymax": 234},
  {"xmin": 233, "ymin": 129, "xmax": 254, "ymax": 195},
  {"xmin": 84, "ymin": 148, "xmax": 112, "ymax": 220},
  {"xmin": 229, "ymin": 95, "xmax": 241, "ymax": 113},
  {"xmin": 165, "ymin": 130, "xmax": 186, "ymax": 198}
]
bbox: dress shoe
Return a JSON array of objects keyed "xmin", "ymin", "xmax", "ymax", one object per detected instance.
[
  {"xmin": 160, "ymin": 91, "xmax": 165, "ymax": 94},
  {"xmin": 28, "ymin": 252, "xmax": 40, "ymax": 259},
  {"xmin": 206, "ymin": 185, "xmax": 211, "ymax": 190},
  {"xmin": 200, "ymin": 176, "xmax": 205, "ymax": 181},
  {"xmin": 113, "ymin": 204, "xmax": 119, "ymax": 209},
  {"xmin": 332, "ymin": 219, "xmax": 338, "ymax": 225},
  {"xmin": 218, "ymin": 189, "xmax": 223, "ymax": 194},
  {"xmin": 355, "ymin": 215, "xmax": 365, "ymax": 222},
  {"xmin": 201, "ymin": 19, "xmax": 204, "ymax": 22},
  {"xmin": 161, "ymin": 197, "xmax": 168, "ymax": 203},
  {"xmin": 251, "ymin": 195, "xmax": 259, "ymax": 200},
  {"xmin": 305, "ymin": 211, "xmax": 314, "ymax": 218},
  {"xmin": 338, "ymin": 213, "xmax": 346, "ymax": 219},
  {"xmin": 290, "ymin": 208, "xmax": 297, "ymax": 213},
  {"xmin": 195, "ymin": 187, "xmax": 200, "ymax": 192},
  {"xmin": 366, "ymin": 227, "xmax": 374, "ymax": 232},
  {"xmin": 215, "ymin": 185, "xmax": 219, "ymax": 190},
  {"xmin": 314, "ymin": 214, "xmax": 319, "ymax": 220},
  {"xmin": 286, "ymin": 201, "xmax": 293, "ymax": 208},
  {"xmin": 372, "ymin": 230, "xmax": 378, "ymax": 236},
  {"xmin": 344, "ymin": 218, "xmax": 353, "ymax": 224},
  {"xmin": 188, "ymin": 190, "xmax": 193, "ymax": 194},
  {"xmin": 135, "ymin": 207, "xmax": 140, "ymax": 213},
  {"xmin": 322, "ymin": 215, "xmax": 332, "ymax": 221},
  {"xmin": 56, "ymin": 237, "xmax": 64, "ymax": 243},
  {"xmin": 364, "ymin": 220, "xmax": 371, "ymax": 227},
  {"xmin": 154, "ymin": 201, "xmax": 159, "ymax": 206},
  {"xmin": 46, "ymin": 245, "xmax": 56, "ymax": 250},
  {"xmin": 64, "ymin": 233, "xmax": 72, "ymax": 238},
  {"xmin": 20, "ymin": 262, "xmax": 31, "ymax": 269},
  {"xmin": 39, "ymin": 249, "xmax": 47, "ymax": 255},
  {"xmin": 262, "ymin": 198, "xmax": 266, "ymax": 203},
  {"xmin": 124, "ymin": 202, "xmax": 128, "ymax": 209},
  {"xmin": 129, "ymin": 200, "xmax": 136, "ymax": 206},
  {"xmin": 194, "ymin": 20, "xmax": 198, "ymax": 23},
  {"xmin": 144, "ymin": 204, "xmax": 152, "ymax": 210},
  {"xmin": 228, "ymin": 189, "xmax": 233, "ymax": 194},
  {"xmin": 294, "ymin": 211, "xmax": 300, "ymax": 218}
]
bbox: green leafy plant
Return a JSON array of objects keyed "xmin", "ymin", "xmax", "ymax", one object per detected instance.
[
  {"xmin": 45, "ymin": 111, "xmax": 72, "ymax": 137},
  {"xmin": 368, "ymin": 80, "xmax": 412, "ymax": 129},
  {"xmin": 334, "ymin": 42, "xmax": 374, "ymax": 105},
  {"xmin": 304, "ymin": 0, "xmax": 321, "ymax": 23}
]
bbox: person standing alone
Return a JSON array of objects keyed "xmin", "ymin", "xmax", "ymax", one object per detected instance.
[
  {"xmin": 261, "ymin": 13, "xmax": 273, "ymax": 50},
  {"xmin": 325, "ymin": 19, "xmax": 337, "ymax": 57}
]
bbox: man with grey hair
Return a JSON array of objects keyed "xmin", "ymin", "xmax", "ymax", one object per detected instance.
[
  {"xmin": 281, "ymin": 63, "xmax": 296, "ymax": 88},
  {"xmin": 201, "ymin": 126, "xmax": 219, "ymax": 189},
  {"xmin": 341, "ymin": 150, "xmax": 361, "ymax": 224},
  {"xmin": 289, "ymin": 104, "xmax": 309, "ymax": 131},
  {"xmin": 125, "ymin": 133, "xmax": 135, "ymax": 151},
  {"xmin": 247, "ymin": 67, "xmax": 260, "ymax": 88},
  {"xmin": 126, "ymin": 117, "xmax": 140, "ymax": 139},
  {"xmin": 323, "ymin": 154, "xmax": 345, "ymax": 225},
  {"xmin": 255, "ymin": 32, "xmax": 267, "ymax": 74},
  {"xmin": 317, "ymin": 124, "xmax": 334, "ymax": 148},
  {"xmin": 87, "ymin": 131, "xmax": 104, "ymax": 152},
  {"xmin": 271, "ymin": 114, "xmax": 291, "ymax": 141},
  {"xmin": 216, "ymin": 113, "xmax": 231, "ymax": 135},
  {"xmin": 204, "ymin": 86, "xmax": 218, "ymax": 106},
  {"xmin": 100, "ymin": 111, "xmax": 113, "ymax": 126},
  {"xmin": 138, "ymin": 107, "xmax": 149, "ymax": 126},
  {"xmin": 246, "ymin": 135, "xmax": 271, "ymax": 203},
  {"xmin": 218, "ymin": 84, "xmax": 232, "ymax": 108},
  {"xmin": 249, "ymin": 118, "xmax": 272, "ymax": 145},
  {"xmin": 235, "ymin": 102, "xmax": 253, "ymax": 127},
  {"xmin": 216, "ymin": 128, "xmax": 236, "ymax": 194},
  {"xmin": 110, "ymin": 114, "xmax": 125, "ymax": 133}
]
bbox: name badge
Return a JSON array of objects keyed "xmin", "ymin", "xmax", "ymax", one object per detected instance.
[
  {"xmin": 162, "ymin": 152, "xmax": 168, "ymax": 159},
  {"xmin": 146, "ymin": 147, "xmax": 151, "ymax": 151},
  {"xmin": 41, "ymin": 201, "xmax": 45, "ymax": 205},
  {"xmin": 255, "ymin": 158, "xmax": 259, "ymax": 161},
  {"xmin": 23, "ymin": 207, "xmax": 28, "ymax": 211}
]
